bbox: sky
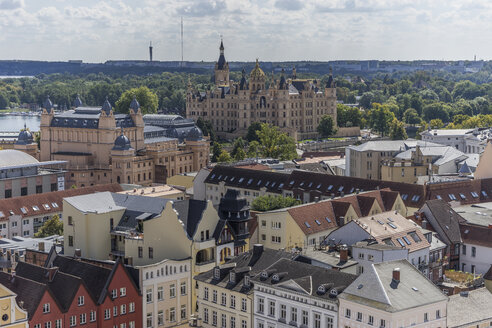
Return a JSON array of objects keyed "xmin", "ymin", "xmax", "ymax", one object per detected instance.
[{"xmin": 0, "ymin": 0, "xmax": 491, "ymax": 62}]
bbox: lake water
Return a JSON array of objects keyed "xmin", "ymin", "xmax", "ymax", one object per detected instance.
[{"xmin": 0, "ymin": 115, "xmax": 41, "ymax": 132}]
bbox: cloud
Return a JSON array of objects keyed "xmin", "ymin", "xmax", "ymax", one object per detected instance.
[
  {"xmin": 274, "ymin": 0, "xmax": 303, "ymax": 11},
  {"xmin": 177, "ymin": 0, "xmax": 226, "ymax": 17},
  {"xmin": 0, "ymin": 0, "xmax": 23, "ymax": 10}
]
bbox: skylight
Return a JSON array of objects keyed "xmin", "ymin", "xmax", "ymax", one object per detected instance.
[
  {"xmin": 238, "ymin": 177, "xmax": 244, "ymax": 183},
  {"xmin": 32, "ymin": 206, "xmax": 39, "ymax": 211},
  {"xmin": 299, "ymin": 182, "xmax": 304, "ymax": 187},
  {"xmin": 396, "ymin": 238, "xmax": 405, "ymax": 247},
  {"xmin": 265, "ymin": 181, "xmax": 270, "ymax": 187},
  {"xmin": 411, "ymin": 195, "xmax": 420, "ymax": 202},
  {"xmin": 271, "ymin": 182, "xmax": 276, "ymax": 188},
  {"xmin": 230, "ymin": 177, "xmax": 235, "ymax": 182},
  {"xmin": 338, "ymin": 186, "xmax": 344, "ymax": 192},
  {"xmin": 278, "ymin": 183, "xmax": 284, "ymax": 189},
  {"xmin": 448, "ymin": 194, "xmax": 457, "ymax": 200},
  {"xmin": 459, "ymin": 193, "xmax": 466, "ymax": 200},
  {"xmin": 482, "ymin": 190, "xmax": 488, "ymax": 197},
  {"xmin": 377, "ymin": 220, "xmax": 384, "ymax": 225},
  {"xmin": 388, "ymin": 217, "xmax": 394, "ymax": 222},
  {"xmin": 350, "ymin": 187, "xmax": 355, "ymax": 193},
  {"xmin": 401, "ymin": 194, "xmax": 408, "ymax": 200},
  {"xmin": 289, "ymin": 180, "xmax": 295, "ymax": 185},
  {"xmin": 20, "ymin": 207, "xmax": 27, "ymax": 214},
  {"xmin": 325, "ymin": 217, "xmax": 331, "ymax": 223},
  {"xmin": 308, "ymin": 182, "xmax": 313, "ymax": 188},
  {"xmin": 51, "ymin": 202, "xmax": 59, "ymax": 208},
  {"xmin": 315, "ymin": 219, "xmax": 321, "ymax": 225},
  {"xmin": 317, "ymin": 183, "xmax": 322, "ymax": 189},
  {"xmin": 247, "ymin": 178, "xmax": 253, "ymax": 185},
  {"xmin": 388, "ymin": 222, "xmax": 397, "ymax": 229},
  {"xmin": 470, "ymin": 191, "xmax": 479, "ymax": 198},
  {"xmin": 0, "ymin": 211, "xmax": 3, "ymax": 218},
  {"xmin": 402, "ymin": 236, "xmax": 411, "ymax": 245},
  {"xmin": 218, "ymin": 175, "xmax": 222, "ymax": 180},
  {"xmin": 436, "ymin": 195, "xmax": 442, "ymax": 200},
  {"xmin": 409, "ymin": 231, "xmax": 421, "ymax": 242},
  {"xmin": 304, "ymin": 222, "xmax": 311, "ymax": 228},
  {"xmin": 327, "ymin": 185, "xmax": 333, "ymax": 191},
  {"xmin": 257, "ymin": 180, "xmax": 262, "ymax": 186},
  {"xmin": 210, "ymin": 174, "xmax": 216, "ymax": 179},
  {"xmin": 43, "ymin": 204, "xmax": 50, "ymax": 210}
]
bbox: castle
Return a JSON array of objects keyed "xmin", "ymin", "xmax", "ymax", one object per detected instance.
[
  {"xmin": 186, "ymin": 41, "xmax": 337, "ymax": 140},
  {"xmin": 38, "ymin": 95, "xmax": 209, "ymax": 188}
]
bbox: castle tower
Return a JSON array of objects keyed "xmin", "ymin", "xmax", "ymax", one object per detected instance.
[
  {"xmin": 14, "ymin": 123, "xmax": 38, "ymax": 159},
  {"xmin": 249, "ymin": 59, "xmax": 266, "ymax": 92},
  {"xmin": 111, "ymin": 127, "xmax": 135, "ymax": 185},
  {"xmin": 214, "ymin": 39, "xmax": 229, "ymax": 86},
  {"xmin": 40, "ymin": 95, "xmax": 54, "ymax": 161}
]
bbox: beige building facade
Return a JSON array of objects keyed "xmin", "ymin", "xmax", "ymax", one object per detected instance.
[
  {"xmin": 0, "ymin": 283, "xmax": 29, "ymax": 328},
  {"xmin": 186, "ymin": 41, "xmax": 337, "ymax": 141},
  {"xmin": 39, "ymin": 96, "xmax": 209, "ymax": 188}
]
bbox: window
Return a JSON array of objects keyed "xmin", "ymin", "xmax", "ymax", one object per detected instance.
[
  {"xmin": 302, "ymin": 310, "xmax": 308, "ymax": 326},
  {"xmin": 78, "ymin": 296, "xmax": 84, "ymax": 306},
  {"xmin": 129, "ymin": 302, "xmax": 135, "ymax": 313},
  {"xmin": 221, "ymin": 314, "xmax": 226, "ymax": 328},
  {"xmin": 90, "ymin": 311, "xmax": 96, "ymax": 322},
  {"xmin": 113, "ymin": 306, "xmax": 118, "ymax": 316},
  {"xmin": 291, "ymin": 308, "xmax": 298, "ymax": 323},
  {"xmin": 157, "ymin": 286, "xmax": 164, "ymax": 301},
  {"xmin": 104, "ymin": 309, "xmax": 111, "ymax": 320},
  {"xmin": 149, "ymin": 247, "xmax": 153, "ymax": 259},
  {"xmin": 368, "ymin": 315, "xmax": 374, "ymax": 325},
  {"xmin": 424, "ymin": 313, "xmax": 428, "ymax": 322},
  {"xmin": 357, "ymin": 312, "xmax": 362, "ymax": 321},
  {"xmin": 212, "ymin": 311, "xmax": 217, "ymax": 326},
  {"xmin": 345, "ymin": 308, "xmax": 351, "ymax": 318},
  {"xmin": 314, "ymin": 313, "xmax": 321, "ymax": 328},
  {"xmin": 203, "ymin": 308, "xmax": 209, "ymax": 323},
  {"xmin": 462, "ymin": 245, "xmax": 467, "ymax": 255},
  {"xmin": 230, "ymin": 295, "xmax": 236, "ymax": 309},
  {"xmin": 80, "ymin": 313, "xmax": 86, "ymax": 325},
  {"xmin": 129, "ymin": 322, "xmax": 135, "ymax": 328},
  {"xmin": 380, "ymin": 319, "xmax": 386, "ymax": 328},
  {"xmin": 35, "ymin": 325, "xmax": 41, "ymax": 328},
  {"xmin": 138, "ymin": 246, "xmax": 143, "ymax": 258},
  {"xmin": 55, "ymin": 319, "xmax": 62, "ymax": 328},
  {"xmin": 158, "ymin": 311, "xmax": 164, "ymax": 326},
  {"xmin": 230, "ymin": 317, "xmax": 236, "ymax": 328},
  {"xmin": 280, "ymin": 304, "xmax": 286, "ymax": 320},
  {"xmin": 269, "ymin": 301, "xmax": 275, "ymax": 317},
  {"xmin": 241, "ymin": 320, "xmax": 247, "ymax": 328},
  {"xmin": 472, "ymin": 246, "xmax": 476, "ymax": 257},
  {"xmin": 221, "ymin": 293, "xmax": 227, "ymax": 306},
  {"xmin": 68, "ymin": 236, "xmax": 73, "ymax": 247},
  {"xmin": 43, "ymin": 303, "xmax": 50, "ymax": 313},
  {"xmin": 70, "ymin": 316, "xmax": 76, "ymax": 327},
  {"xmin": 212, "ymin": 290, "xmax": 217, "ymax": 303},
  {"xmin": 180, "ymin": 282, "xmax": 186, "ymax": 295},
  {"xmin": 170, "ymin": 284, "xmax": 176, "ymax": 298},
  {"xmin": 181, "ymin": 305, "xmax": 186, "ymax": 320},
  {"xmin": 120, "ymin": 304, "xmax": 126, "ymax": 314},
  {"xmin": 146, "ymin": 313, "xmax": 153, "ymax": 328},
  {"xmin": 146, "ymin": 288, "xmax": 153, "ymax": 303},
  {"xmin": 45, "ymin": 322, "xmax": 52, "ymax": 328},
  {"xmin": 120, "ymin": 287, "xmax": 126, "ymax": 297},
  {"xmin": 204, "ymin": 287, "xmax": 209, "ymax": 300},
  {"xmin": 241, "ymin": 298, "xmax": 247, "ymax": 312},
  {"xmin": 257, "ymin": 297, "xmax": 264, "ymax": 314}
]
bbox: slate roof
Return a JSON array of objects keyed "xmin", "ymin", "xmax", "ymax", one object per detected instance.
[
  {"xmin": 50, "ymin": 107, "xmax": 135, "ymax": 129},
  {"xmin": 252, "ymin": 258, "xmax": 357, "ymax": 301},
  {"xmin": 420, "ymin": 199, "xmax": 465, "ymax": 245},
  {"xmin": 349, "ymin": 140, "xmax": 442, "ymax": 152},
  {"xmin": 0, "ymin": 184, "xmax": 122, "ymax": 220},
  {"xmin": 172, "ymin": 199, "xmax": 209, "ymax": 239},
  {"xmin": 194, "ymin": 246, "xmax": 294, "ymax": 294},
  {"xmin": 447, "ymin": 288, "xmax": 492, "ymax": 327},
  {"xmin": 340, "ymin": 259, "xmax": 447, "ymax": 312},
  {"xmin": 0, "ymin": 272, "xmax": 47, "ymax": 319},
  {"xmin": 14, "ymin": 262, "xmax": 81, "ymax": 312}
]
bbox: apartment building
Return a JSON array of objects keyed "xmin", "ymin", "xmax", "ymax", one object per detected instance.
[
  {"xmin": 338, "ymin": 260, "xmax": 448, "ymax": 328},
  {"xmin": 194, "ymin": 245, "xmax": 294, "ymax": 328},
  {"xmin": 255, "ymin": 189, "xmax": 406, "ymax": 250},
  {"xmin": 420, "ymin": 128, "xmax": 492, "ymax": 154},
  {"xmin": 252, "ymin": 258, "xmax": 357, "ymax": 328}
]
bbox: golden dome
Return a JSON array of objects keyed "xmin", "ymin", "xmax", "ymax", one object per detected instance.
[{"xmin": 250, "ymin": 59, "xmax": 265, "ymax": 79}]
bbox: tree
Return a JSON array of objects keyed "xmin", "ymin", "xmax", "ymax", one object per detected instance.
[
  {"xmin": 369, "ymin": 103, "xmax": 395, "ymax": 137},
  {"xmin": 422, "ymin": 102, "xmax": 450, "ymax": 122},
  {"xmin": 35, "ymin": 214, "xmax": 63, "ymax": 237},
  {"xmin": 115, "ymin": 86, "xmax": 158, "ymax": 114},
  {"xmin": 402, "ymin": 108, "xmax": 421, "ymax": 125},
  {"xmin": 251, "ymin": 195, "xmax": 301, "ymax": 212},
  {"xmin": 247, "ymin": 140, "xmax": 260, "ymax": 158},
  {"xmin": 246, "ymin": 122, "xmax": 262, "ymax": 142},
  {"xmin": 256, "ymin": 124, "xmax": 297, "ymax": 160},
  {"xmin": 0, "ymin": 92, "xmax": 9, "ymax": 109},
  {"xmin": 196, "ymin": 118, "xmax": 217, "ymax": 141},
  {"xmin": 217, "ymin": 150, "xmax": 232, "ymax": 163},
  {"xmin": 211, "ymin": 142, "xmax": 223, "ymax": 162},
  {"xmin": 389, "ymin": 118, "xmax": 408, "ymax": 140},
  {"xmin": 317, "ymin": 115, "xmax": 337, "ymax": 137},
  {"xmin": 337, "ymin": 104, "xmax": 362, "ymax": 127},
  {"xmin": 231, "ymin": 137, "xmax": 246, "ymax": 161},
  {"xmin": 429, "ymin": 119, "xmax": 444, "ymax": 129}
]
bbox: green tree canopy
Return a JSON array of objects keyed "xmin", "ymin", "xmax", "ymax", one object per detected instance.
[
  {"xmin": 115, "ymin": 86, "xmax": 158, "ymax": 114},
  {"xmin": 422, "ymin": 102, "xmax": 450, "ymax": 122},
  {"xmin": 369, "ymin": 103, "xmax": 395, "ymax": 137},
  {"xmin": 317, "ymin": 115, "xmax": 337, "ymax": 137},
  {"xmin": 251, "ymin": 195, "xmax": 301, "ymax": 212},
  {"xmin": 246, "ymin": 122, "xmax": 262, "ymax": 142},
  {"xmin": 430, "ymin": 119, "xmax": 444, "ymax": 129},
  {"xmin": 35, "ymin": 214, "xmax": 63, "ymax": 238},
  {"xmin": 247, "ymin": 140, "xmax": 260, "ymax": 158},
  {"xmin": 256, "ymin": 123, "xmax": 298, "ymax": 160},
  {"xmin": 389, "ymin": 118, "xmax": 408, "ymax": 140},
  {"xmin": 211, "ymin": 142, "xmax": 223, "ymax": 163},
  {"xmin": 217, "ymin": 150, "xmax": 232, "ymax": 163},
  {"xmin": 402, "ymin": 108, "xmax": 421, "ymax": 125},
  {"xmin": 231, "ymin": 137, "xmax": 246, "ymax": 161},
  {"xmin": 337, "ymin": 104, "xmax": 362, "ymax": 127}
]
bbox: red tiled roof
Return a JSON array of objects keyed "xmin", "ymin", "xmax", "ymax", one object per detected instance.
[{"xmin": 0, "ymin": 184, "xmax": 123, "ymax": 220}]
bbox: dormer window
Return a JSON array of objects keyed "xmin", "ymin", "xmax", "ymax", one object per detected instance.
[
  {"xmin": 317, "ymin": 285, "xmax": 326, "ymax": 294},
  {"xmin": 329, "ymin": 288, "xmax": 338, "ymax": 297},
  {"xmin": 272, "ymin": 274, "xmax": 280, "ymax": 282},
  {"xmin": 229, "ymin": 272, "xmax": 236, "ymax": 283},
  {"xmin": 244, "ymin": 275, "xmax": 250, "ymax": 287},
  {"xmin": 260, "ymin": 271, "xmax": 268, "ymax": 279},
  {"xmin": 214, "ymin": 268, "xmax": 220, "ymax": 280}
]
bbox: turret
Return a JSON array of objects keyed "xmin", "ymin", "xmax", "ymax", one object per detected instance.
[
  {"xmin": 214, "ymin": 39, "xmax": 230, "ymax": 86},
  {"xmin": 249, "ymin": 59, "xmax": 266, "ymax": 92}
]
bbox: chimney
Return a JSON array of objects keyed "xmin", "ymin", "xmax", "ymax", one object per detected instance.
[
  {"xmin": 74, "ymin": 249, "xmax": 82, "ymax": 258},
  {"xmin": 314, "ymin": 196, "xmax": 319, "ymax": 202},
  {"xmin": 47, "ymin": 267, "xmax": 58, "ymax": 282},
  {"xmin": 422, "ymin": 220, "xmax": 428, "ymax": 229},
  {"xmin": 253, "ymin": 244, "xmax": 264, "ymax": 255},
  {"xmin": 355, "ymin": 188, "xmax": 360, "ymax": 194},
  {"xmin": 339, "ymin": 245, "xmax": 348, "ymax": 262},
  {"xmin": 38, "ymin": 241, "xmax": 45, "ymax": 252},
  {"xmin": 392, "ymin": 268, "xmax": 400, "ymax": 282},
  {"xmin": 488, "ymin": 224, "xmax": 492, "ymax": 229}
]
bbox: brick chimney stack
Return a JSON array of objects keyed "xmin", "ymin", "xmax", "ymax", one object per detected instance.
[
  {"xmin": 339, "ymin": 245, "xmax": 348, "ymax": 262},
  {"xmin": 393, "ymin": 268, "xmax": 400, "ymax": 282}
]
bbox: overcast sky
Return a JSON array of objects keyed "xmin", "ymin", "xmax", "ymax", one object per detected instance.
[{"xmin": 0, "ymin": 0, "xmax": 490, "ymax": 62}]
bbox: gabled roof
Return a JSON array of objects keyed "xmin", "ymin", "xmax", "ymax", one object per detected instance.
[
  {"xmin": 287, "ymin": 200, "xmax": 338, "ymax": 235},
  {"xmin": 340, "ymin": 259, "xmax": 447, "ymax": 312},
  {"xmin": 0, "ymin": 272, "xmax": 47, "ymax": 319},
  {"xmin": 460, "ymin": 223, "xmax": 492, "ymax": 248},
  {"xmin": 173, "ymin": 199, "xmax": 209, "ymax": 239},
  {"xmin": 420, "ymin": 199, "xmax": 465, "ymax": 245},
  {"xmin": 0, "ymin": 184, "xmax": 122, "ymax": 220}
]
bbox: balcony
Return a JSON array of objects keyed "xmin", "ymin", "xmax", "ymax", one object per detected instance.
[
  {"xmin": 194, "ymin": 259, "xmax": 215, "ymax": 273},
  {"xmin": 194, "ymin": 238, "xmax": 215, "ymax": 251}
]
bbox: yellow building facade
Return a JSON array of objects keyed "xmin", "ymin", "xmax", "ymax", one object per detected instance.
[{"xmin": 0, "ymin": 284, "xmax": 28, "ymax": 328}]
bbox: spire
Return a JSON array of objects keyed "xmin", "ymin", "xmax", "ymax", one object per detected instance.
[
  {"xmin": 220, "ymin": 38, "xmax": 224, "ymax": 53},
  {"xmin": 279, "ymin": 68, "xmax": 286, "ymax": 90},
  {"xmin": 129, "ymin": 95, "xmax": 140, "ymax": 112},
  {"xmin": 43, "ymin": 95, "xmax": 53, "ymax": 113},
  {"xmin": 217, "ymin": 38, "xmax": 227, "ymax": 69},
  {"xmin": 102, "ymin": 96, "xmax": 112, "ymax": 114}
]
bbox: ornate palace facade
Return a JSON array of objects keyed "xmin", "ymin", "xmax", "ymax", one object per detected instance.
[
  {"xmin": 186, "ymin": 41, "xmax": 337, "ymax": 140},
  {"xmin": 39, "ymin": 96, "xmax": 209, "ymax": 188}
]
